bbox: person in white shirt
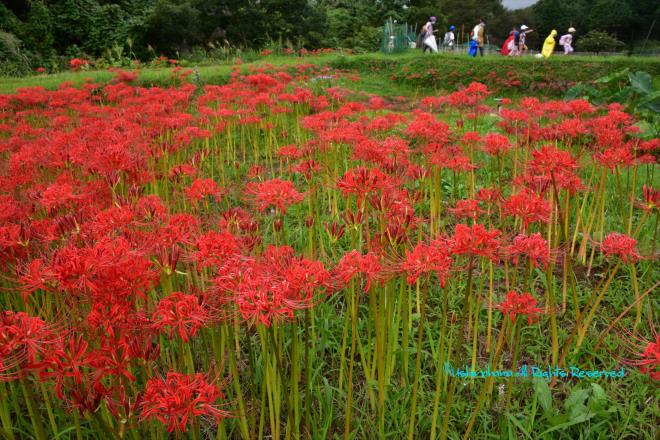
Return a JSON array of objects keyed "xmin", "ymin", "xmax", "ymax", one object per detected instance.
[
  {"xmin": 422, "ymin": 16, "xmax": 438, "ymax": 53},
  {"xmin": 518, "ymin": 25, "xmax": 533, "ymax": 54},
  {"xmin": 472, "ymin": 19, "xmax": 486, "ymax": 56},
  {"xmin": 444, "ymin": 25, "xmax": 456, "ymax": 51}
]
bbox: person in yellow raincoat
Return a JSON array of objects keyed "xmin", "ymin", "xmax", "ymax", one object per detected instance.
[{"xmin": 541, "ymin": 30, "xmax": 557, "ymax": 58}]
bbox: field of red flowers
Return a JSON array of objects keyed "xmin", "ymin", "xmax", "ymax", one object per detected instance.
[{"xmin": 0, "ymin": 62, "xmax": 658, "ymax": 439}]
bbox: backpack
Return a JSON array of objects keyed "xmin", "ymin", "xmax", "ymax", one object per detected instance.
[
  {"xmin": 559, "ymin": 35, "xmax": 568, "ymax": 46},
  {"xmin": 443, "ymin": 32, "xmax": 452, "ymax": 45}
]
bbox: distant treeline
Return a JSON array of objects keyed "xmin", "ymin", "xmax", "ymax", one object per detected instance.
[{"xmin": 1, "ymin": 0, "xmax": 658, "ymax": 68}]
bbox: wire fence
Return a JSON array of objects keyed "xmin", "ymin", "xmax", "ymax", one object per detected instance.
[{"xmin": 380, "ymin": 18, "xmax": 418, "ymax": 54}]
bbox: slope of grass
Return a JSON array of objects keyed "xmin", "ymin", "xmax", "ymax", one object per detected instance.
[{"xmin": 2, "ymin": 51, "xmax": 658, "ymax": 97}]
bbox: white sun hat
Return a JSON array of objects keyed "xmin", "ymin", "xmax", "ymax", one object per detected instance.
[
  {"xmin": 521, "ymin": 25, "xmax": 529, "ymax": 30},
  {"xmin": 568, "ymin": 27, "xmax": 576, "ymax": 32}
]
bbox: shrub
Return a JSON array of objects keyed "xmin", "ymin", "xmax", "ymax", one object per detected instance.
[
  {"xmin": 0, "ymin": 31, "xmax": 32, "ymax": 76},
  {"xmin": 578, "ymin": 30, "xmax": 625, "ymax": 54}
]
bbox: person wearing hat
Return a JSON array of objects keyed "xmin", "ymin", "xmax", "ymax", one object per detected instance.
[
  {"xmin": 443, "ymin": 25, "xmax": 456, "ymax": 51},
  {"xmin": 559, "ymin": 27, "xmax": 576, "ymax": 55},
  {"xmin": 422, "ymin": 16, "xmax": 438, "ymax": 53},
  {"xmin": 518, "ymin": 25, "xmax": 533, "ymax": 54}
]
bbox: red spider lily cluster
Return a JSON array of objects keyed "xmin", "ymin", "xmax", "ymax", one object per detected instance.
[
  {"xmin": 496, "ymin": 291, "xmax": 543, "ymax": 324},
  {"xmin": 0, "ymin": 61, "xmax": 657, "ymax": 439},
  {"xmin": 69, "ymin": 58, "xmax": 89, "ymax": 71}
]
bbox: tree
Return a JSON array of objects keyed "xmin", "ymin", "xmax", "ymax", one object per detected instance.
[
  {"xmin": 578, "ymin": 29, "xmax": 625, "ymax": 53},
  {"xmin": 21, "ymin": 1, "xmax": 54, "ymax": 56}
]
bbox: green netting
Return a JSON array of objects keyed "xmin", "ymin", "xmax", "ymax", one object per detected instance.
[{"xmin": 381, "ymin": 18, "xmax": 416, "ymax": 54}]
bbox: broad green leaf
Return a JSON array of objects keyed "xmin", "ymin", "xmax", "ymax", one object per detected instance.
[
  {"xmin": 565, "ymin": 83, "xmax": 600, "ymax": 101},
  {"xmin": 637, "ymin": 90, "xmax": 660, "ymax": 113},
  {"xmin": 594, "ymin": 68, "xmax": 629, "ymax": 84},
  {"xmin": 628, "ymin": 71, "xmax": 654, "ymax": 95},
  {"xmin": 565, "ymin": 388, "xmax": 589, "ymax": 412},
  {"xmin": 590, "ymin": 383, "xmax": 607, "ymax": 408}
]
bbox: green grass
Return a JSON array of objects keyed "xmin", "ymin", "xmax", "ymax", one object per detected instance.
[{"xmin": 2, "ymin": 51, "xmax": 658, "ymax": 97}]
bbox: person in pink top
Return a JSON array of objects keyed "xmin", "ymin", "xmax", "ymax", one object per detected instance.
[{"xmin": 559, "ymin": 28, "xmax": 576, "ymax": 55}]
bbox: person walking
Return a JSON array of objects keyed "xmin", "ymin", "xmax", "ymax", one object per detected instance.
[
  {"xmin": 443, "ymin": 25, "xmax": 456, "ymax": 51},
  {"xmin": 559, "ymin": 27, "xmax": 576, "ymax": 55},
  {"xmin": 509, "ymin": 27, "xmax": 521, "ymax": 56},
  {"xmin": 471, "ymin": 19, "xmax": 486, "ymax": 56},
  {"xmin": 422, "ymin": 16, "xmax": 438, "ymax": 53},
  {"xmin": 501, "ymin": 27, "xmax": 516, "ymax": 56},
  {"xmin": 541, "ymin": 29, "xmax": 557, "ymax": 58},
  {"xmin": 518, "ymin": 25, "xmax": 533, "ymax": 54}
]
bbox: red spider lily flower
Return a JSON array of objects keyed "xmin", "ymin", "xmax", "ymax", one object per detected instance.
[
  {"xmin": 528, "ymin": 145, "xmax": 579, "ymax": 184},
  {"xmin": 233, "ymin": 273, "xmax": 296, "ymax": 326},
  {"xmin": 451, "ymin": 224, "xmax": 501, "ymax": 260},
  {"xmin": 263, "ymin": 246, "xmax": 331, "ymax": 300},
  {"xmin": 87, "ymin": 342, "xmax": 137, "ymax": 383},
  {"xmin": 185, "ymin": 178, "xmax": 223, "ymax": 203},
  {"xmin": 293, "ymin": 159, "xmax": 321, "ymax": 180},
  {"xmin": 503, "ymin": 189, "xmax": 551, "ymax": 228},
  {"xmin": 152, "ymin": 292, "xmax": 210, "ymax": 342},
  {"xmin": 639, "ymin": 185, "xmax": 659, "ymax": 212},
  {"xmin": 601, "ymin": 233, "xmax": 640, "ymax": 264},
  {"xmin": 1, "ymin": 311, "xmax": 56, "ymax": 376},
  {"xmin": 449, "ymin": 199, "xmax": 485, "ymax": 220},
  {"xmin": 429, "ymin": 148, "xmax": 477, "ymax": 172},
  {"xmin": 445, "ymin": 82, "xmax": 490, "ymax": 109},
  {"xmin": 277, "ymin": 144, "xmax": 303, "ymax": 161},
  {"xmin": 638, "ymin": 336, "xmax": 660, "ymax": 380},
  {"xmin": 156, "ymin": 244, "xmax": 181, "ymax": 275},
  {"xmin": 40, "ymin": 181, "xmax": 79, "ymax": 214},
  {"xmin": 192, "ymin": 231, "xmax": 241, "ymax": 269},
  {"xmin": 140, "ymin": 371, "xmax": 231, "ymax": 433},
  {"xmin": 168, "ymin": 163, "xmax": 198, "ymax": 181},
  {"xmin": 461, "ymin": 131, "xmax": 481, "ymax": 147},
  {"xmin": 334, "ymin": 250, "xmax": 383, "ymax": 292},
  {"xmin": 476, "ymin": 187, "xmax": 501, "ymax": 205},
  {"xmin": 35, "ymin": 67, "xmax": 46, "ymax": 74},
  {"xmin": 507, "ymin": 233, "xmax": 550, "ymax": 268},
  {"xmin": 526, "ymin": 146, "xmax": 568, "ymax": 174},
  {"xmin": 214, "ymin": 246, "xmax": 329, "ymax": 326},
  {"xmin": 620, "ymin": 330, "xmax": 660, "ymax": 381},
  {"xmin": 496, "ymin": 291, "xmax": 543, "ymax": 324},
  {"xmin": 342, "ymin": 209, "xmax": 365, "ymax": 227},
  {"xmin": 40, "ymin": 336, "xmax": 90, "ymax": 399},
  {"xmin": 337, "ymin": 167, "xmax": 395, "ymax": 206},
  {"xmin": 405, "ymin": 112, "xmax": 451, "ymax": 142},
  {"xmin": 18, "ymin": 259, "xmax": 56, "ymax": 302},
  {"xmin": 105, "ymin": 384, "xmax": 142, "ymax": 422},
  {"xmin": 482, "ymin": 133, "xmax": 512, "ymax": 156},
  {"xmin": 246, "ymin": 178, "xmax": 304, "ymax": 213},
  {"xmin": 69, "ymin": 58, "xmax": 89, "ymax": 71},
  {"xmin": 136, "ymin": 195, "xmax": 168, "ymax": 220},
  {"xmin": 594, "ymin": 146, "xmax": 635, "ymax": 173},
  {"xmin": 325, "ymin": 222, "xmax": 345, "ymax": 243},
  {"xmin": 400, "ymin": 238, "xmax": 453, "ymax": 286}
]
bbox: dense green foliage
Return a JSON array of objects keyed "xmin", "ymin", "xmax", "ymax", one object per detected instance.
[
  {"xmin": 533, "ymin": 0, "xmax": 659, "ymax": 46},
  {"xmin": 0, "ymin": 0, "xmax": 659, "ymax": 76},
  {"xmin": 578, "ymin": 30, "xmax": 626, "ymax": 54}
]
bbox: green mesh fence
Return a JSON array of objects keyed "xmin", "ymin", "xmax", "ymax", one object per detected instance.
[{"xmin": 381, "ymin": 18, "xmax": 416, "ymax": 54}]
